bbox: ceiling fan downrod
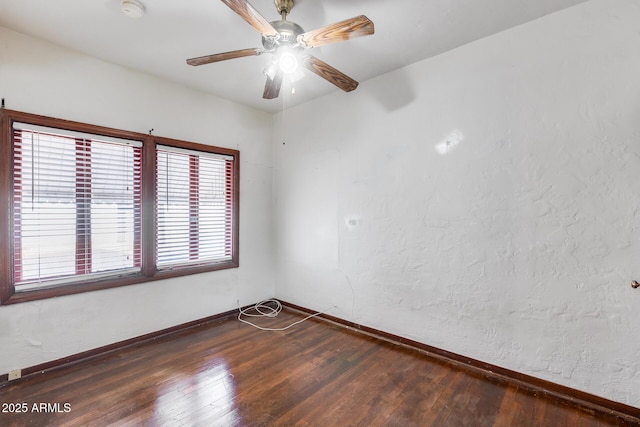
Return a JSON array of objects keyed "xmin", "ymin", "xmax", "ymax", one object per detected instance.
[{"xmin": 274, "ymin": 0, "xmax": 294, "ymax": 20}]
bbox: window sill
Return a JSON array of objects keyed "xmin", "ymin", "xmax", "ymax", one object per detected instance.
[{"xmin": 1, "ymin": 260, "xmax": 239, "ymax": 306}]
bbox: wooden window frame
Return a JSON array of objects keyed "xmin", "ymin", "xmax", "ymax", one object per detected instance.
[{"xmin": 0, "ymin": 109, "xmax": 240, "ymax": 305}]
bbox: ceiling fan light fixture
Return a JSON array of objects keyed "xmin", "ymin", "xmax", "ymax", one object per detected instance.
[
  {"xmin": 278, "ymin": 51, "xmax": 299, "ymax": 74},
  {"xmin": 287, "ymin": 67, "xmax": 304, "ymax": 83},
  {"xmin": 121, "ymin": 0, "xmax": 145, "ymax": 19},
  {"xmin": 263, "ymin": 63, "xmax": 277, "ymax": 80}
]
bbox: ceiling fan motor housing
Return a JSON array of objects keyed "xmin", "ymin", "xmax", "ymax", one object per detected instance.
[{"xmin": 262, "ymin": 20, "xmax": 305, "ymax": 52}]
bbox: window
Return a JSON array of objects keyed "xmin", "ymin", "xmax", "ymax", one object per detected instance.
[
  {"xmin": 0, "ymin": 109, "xmax": 239, "ymax": 305},
  {"xmin": 156, "ymin": 145, "xmax": 234, "ymax": 269},
  {"xmin": 13, "ymin": 124, "xmax": 142, "ymax": 290}
]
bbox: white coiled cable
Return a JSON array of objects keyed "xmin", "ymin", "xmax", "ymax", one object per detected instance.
[{"xmin": 237, "ymin": 299, "xmax": 332, "ymax": 331}]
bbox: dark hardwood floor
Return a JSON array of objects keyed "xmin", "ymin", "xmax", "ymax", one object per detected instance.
[{"xmin": 1, "ymin": 308, "xmax": 638, "ymax": 426}]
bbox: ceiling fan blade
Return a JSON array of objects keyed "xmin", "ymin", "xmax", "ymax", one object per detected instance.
[
  {"xmin": 263, "ymin": 71, "xmax": 283, "ymax": 99},
  {"xmin": 186, "ymin": 48, "xmax": 263, "ymax": 66},
  {"xmin": 220, "ymin": 0, "xmax": 279, "ymax": 37},
  {"xmin": 298, "ymin": 15, "xmax": 374, "ymax": 48},
  {"xmin": 302, "ymin": 56, "xmax": 359, "ymax": 92}
]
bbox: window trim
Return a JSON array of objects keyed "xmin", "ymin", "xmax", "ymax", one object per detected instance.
[{"xmin": 0, "ymin": 109, "xmax": 240, "ymax": 305}]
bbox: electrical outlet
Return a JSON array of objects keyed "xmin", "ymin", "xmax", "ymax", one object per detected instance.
[{"xmin": 8, "ymin": 369, "xmax": 21, "ymax": 380}]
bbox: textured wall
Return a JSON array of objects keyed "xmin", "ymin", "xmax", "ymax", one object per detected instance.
[
  {"xmin": 0, "ymin": 26, "xmax": 274, "ymax": 373},
  {"xmin": 273, "ymin": 0, "xmax": 640, "ymax": 406}
]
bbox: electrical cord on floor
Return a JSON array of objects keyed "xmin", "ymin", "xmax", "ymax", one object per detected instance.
[{"xmin": 237, "ymin": 299, "xmax": 334, "ymax": 331}]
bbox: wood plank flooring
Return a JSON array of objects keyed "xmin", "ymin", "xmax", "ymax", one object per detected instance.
[{"xmin": 1, "ymin": 308, "xmax": 638, "ymax": 426}]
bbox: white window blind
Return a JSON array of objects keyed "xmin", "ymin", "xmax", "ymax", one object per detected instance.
[
  {"xmin": 13, "ymin": 123, "xmax": 142, "ymax": 289},
  {"xmin": 156, "ymin": 145, "xmax": 233, "ymax": 269}
]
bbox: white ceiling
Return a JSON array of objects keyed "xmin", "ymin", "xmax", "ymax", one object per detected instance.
[{"xmin": 0, "ymin": 0, "xmax": 589, "ymax": 114}]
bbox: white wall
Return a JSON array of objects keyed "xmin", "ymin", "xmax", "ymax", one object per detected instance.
[
  {"xmin": 273, "ymin": 0, "xmax": 640, "ymax": 406},
  {"xmin": 0, "ymin": 26, "xmax": 274, "ymax": 373}
]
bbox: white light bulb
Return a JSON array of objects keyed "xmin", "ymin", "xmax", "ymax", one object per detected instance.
[
  {"xmin": 263, "ymin": 63, "xmax": 277, "ymax": 79},
  {"xmin": 278, "ymin": 51, "xmax": 298, "ymax": 74}
]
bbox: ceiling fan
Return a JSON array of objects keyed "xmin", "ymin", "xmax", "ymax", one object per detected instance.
[{"xmin": 186, "ymin": 0, "xmax": 375, "ymax": 99}]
